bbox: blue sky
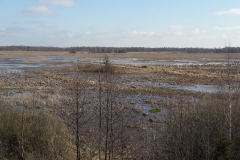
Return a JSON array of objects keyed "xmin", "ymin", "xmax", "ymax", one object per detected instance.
[{"xmin": 1, "ymin": 0, "xmax": 240, "ymax": 47}]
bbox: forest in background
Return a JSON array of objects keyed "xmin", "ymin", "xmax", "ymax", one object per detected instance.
[{"xmin": 1, "ymin": 45, "xmax": 240, "ymax": 53}]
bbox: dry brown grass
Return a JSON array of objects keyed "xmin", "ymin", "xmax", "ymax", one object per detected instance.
[
  {"xmin": 1, "ymin": 51, "xmax": 240, "ymax": 98},
  {"xmin": 1, "ymin": 51, "xmax": 240, "ymax": 61}
]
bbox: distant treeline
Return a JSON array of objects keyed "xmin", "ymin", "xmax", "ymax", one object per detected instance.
[{"xmin": 0, "ymin": 46, "xmax": 240, "ymax": 53}]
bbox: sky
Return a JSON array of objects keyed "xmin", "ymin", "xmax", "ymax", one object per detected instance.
[{"xmin": 1, "ymin": 0, "xmax": 240, "ymax": 48}]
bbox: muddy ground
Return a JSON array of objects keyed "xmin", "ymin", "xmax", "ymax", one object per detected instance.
[
  {"xmin": 1, "ymin": 51, "xmax": 239, "ymax": 151},
  {"xmin": 0, "ymin": 51, "xmax": 240, "ymax": 112},
  {"xmin": 1, "ymin": 51, "xmax": 240, "ymax": 60},
  {"xmin": 1, "ymin": 51, "xmax": 240, "ymax": 158}
]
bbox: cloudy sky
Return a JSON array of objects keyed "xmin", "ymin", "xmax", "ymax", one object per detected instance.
[{"xmin": 1, "ymin": 0, "xmax": 240, "ymax": 47}]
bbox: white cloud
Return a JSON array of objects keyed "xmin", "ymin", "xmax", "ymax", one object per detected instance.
[
  {"xmin": 167, "ymin": 25, "xmax": 185, "ymax": 36},
  {"xmin": 6, "ymin": 26, "xmax": 25, "ymax": 32},
  {"xmin": 59, "ymin": 31, "xmax": 80, "ymax": 39},
  {"xmin": 132, "ymin": 31, "xmax": 156, "ymax": 36},
  {"xmin": 214, "ymin": 9, "xmax": 240, "ymax": 16},
  {"xmin": 48, "ymin": 30, "xmax": 92, "ymax": 40},
  {"xmin": 66, "ymin": 33, "xmax": 73, "ymax": 38},
  {"xmin": 84, "ymin": 31, "xmax": 91, "ymax": 35},
  {"xmin": 215, "ymin": 26, "xmax": 240, "ymax": 31},
  {"xmin": 166, "ymin": 26, "xmax": 206, "ymax": 36},
  {"xmin": 169, "ymin": 25, "xmax": 184, "ymax": 30},
  {"xmin": 27, "ymin": 20, "xmax": 45, "ymax": 24},
  {"xmin": 221, "ymin": 34, "xmax": 229, "ymax": 39},
  {"xmin": 173, "ymin": 31, "xmax": 184, "ymax": 35},
  {"xmin": 129, "ymin": 26, "xmax": 205, "ymax": 39},
  {"xmin": 26, "ymin": 20, "xmax": 56, "ymax": 29},
  {"xmin": 191, "ymin": 28, "xmax": 200, "ymax": 34},
  {"xmin": 22, "ymin": 6, "xmax": 54, "ymax": 15},
  {"xmin": 40, "ymin": 23, "xmax": 56, "ymax": 29},
  {"xmin": 0, "ymin": 28, "xmax": 5, "ymax": 31},
  {"xmin": 38, "ymin": 0, "xmax": 77, "ymax": 7}
]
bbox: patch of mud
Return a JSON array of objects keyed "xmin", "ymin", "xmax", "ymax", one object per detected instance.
[
  {"xmin": 173, "ymin": 84, "xmax": 216, "ymax": 93},
  {"xmin": 119, "ymin": 73, "xmax": 217, "ymax": 93},
  {"xmin": 79, "ymin": 57, "xmax": 240, "ymax": 67},
  {"xmin": 1, "ymin": 56, "xmax": 240, "ymax": 73}
]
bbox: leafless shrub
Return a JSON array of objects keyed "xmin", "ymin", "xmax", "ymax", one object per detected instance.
[{"xmin": 0, "ymin": 101, "xmax": 75, "ymax": 160}]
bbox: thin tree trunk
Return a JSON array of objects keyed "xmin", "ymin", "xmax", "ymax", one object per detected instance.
[
  {"xmin": 105, "ymin": 71, "xmax": 109, "ymax": 160},
  {"xmin": 99, "ymin": 70, "xmax": 102, "ymax": 160},
  {"xmin": 20, "ymin": 109, "xmax": 24, "ymax": 160},
  {"xmin": 76, "ymin": 80, "xmax": 80, "ymax": 160}
]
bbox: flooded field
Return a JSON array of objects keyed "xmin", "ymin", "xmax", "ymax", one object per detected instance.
[
  {"xmin": 1, "ymin": 51, "xmax": 240, "ymax": 115},
  {"xmin": 1, "ymin": 55, "xmax": 240, "ymax": 71},
  {"xmin": 1, "ymin": 51, "xmax": 240, "ymax": 160}
]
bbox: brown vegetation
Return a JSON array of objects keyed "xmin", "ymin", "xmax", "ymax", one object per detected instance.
[
  {"xmin": 1, "ymin": 52, "xmax": 240, "ymax": 159},
  {"xmin": 2, "ymin": 51, "xmax": 240, "ymax": 60}
]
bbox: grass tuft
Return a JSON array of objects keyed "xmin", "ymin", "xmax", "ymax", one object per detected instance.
[{"xmin": 149, "ymin": 108, "xmax": 161, "ymax": 113}]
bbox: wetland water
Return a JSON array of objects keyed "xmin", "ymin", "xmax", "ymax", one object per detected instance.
[
  {"xmin": 0, "ymin": 55, "xmax": 234, "ymax": 118},
  {"xmin": 0, "ymin": 56, "xmax": 221, "ymax": 94},
  {"xmin": 1, "ymin": 56, "xmax": 238, "ymax": 70}
]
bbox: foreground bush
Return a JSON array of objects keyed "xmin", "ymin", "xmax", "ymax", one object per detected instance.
[
  {"xmin": 0, "ymin": 105, "xmax": 75, "ymax": 160},
  {"xmin": 162, "ymin": 97, "xmax": 240, "ymax": 160}
]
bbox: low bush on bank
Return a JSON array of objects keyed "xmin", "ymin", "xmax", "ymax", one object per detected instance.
[{"xmin": 0, "ymin": 104, "xmax": 75, "ymax": 160}]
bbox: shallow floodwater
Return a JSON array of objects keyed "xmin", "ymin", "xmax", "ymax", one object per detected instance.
[
  {"xmin": 173, "ymin": 84, "xmax": 216, "ymax": 93},
  {"xmin": 120, "ymin": 73, "xmax": 217, "ymax": 93},
  {"xmin": 77, "ymin": 57, "xmax": 234, "ymax": 66},
  {"xmin": 0, "ymin": 56, "xmax": 231, "ymax": 94},
  {"xmin": 1, "ymin": 56, "xmax": 239, "ymax": 71}
]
